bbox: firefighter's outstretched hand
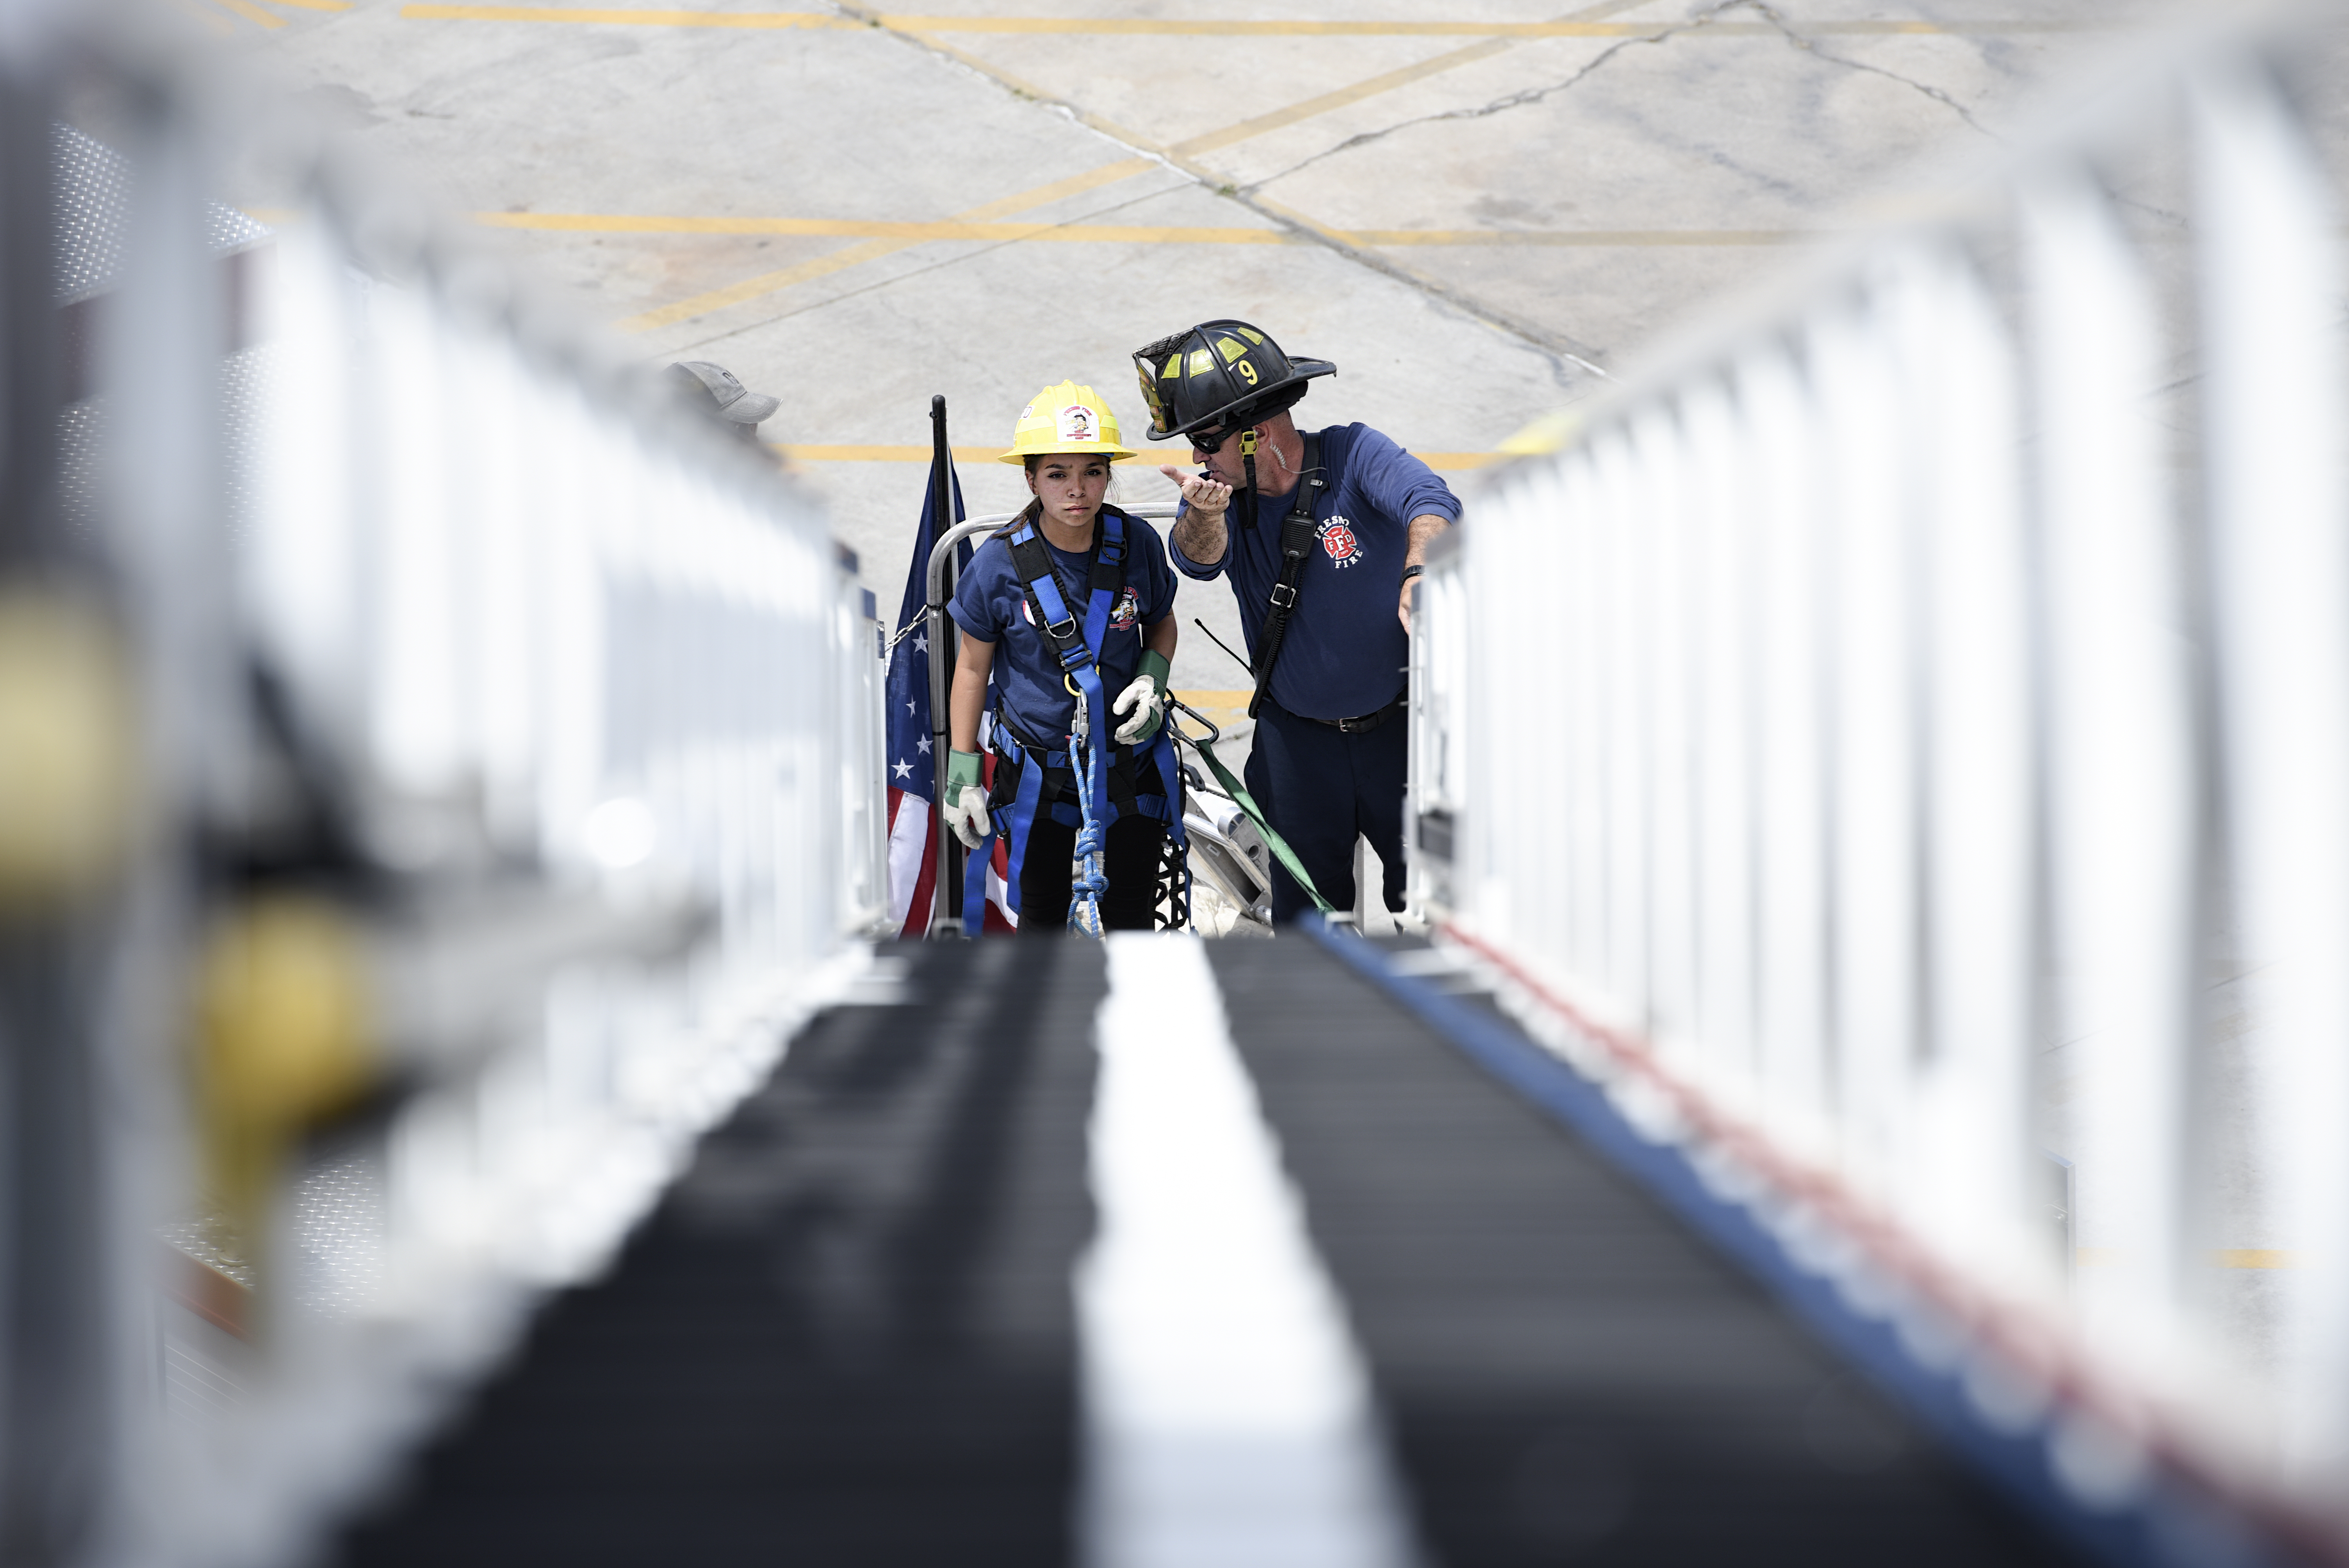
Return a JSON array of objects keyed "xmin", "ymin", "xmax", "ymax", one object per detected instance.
[{"xmin": 1160, "ymin": 465, "xmax": 1231, "ymax": 518}]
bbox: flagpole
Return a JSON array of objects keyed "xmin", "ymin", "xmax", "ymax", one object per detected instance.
[{"xmin": 925, "ymin": 394, "xmax": 962, "ymax": 936}]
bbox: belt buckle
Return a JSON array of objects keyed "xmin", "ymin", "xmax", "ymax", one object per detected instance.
[{"xmin": 1267, "ymin": 583, "xmax": 1297, "ymax": 610}]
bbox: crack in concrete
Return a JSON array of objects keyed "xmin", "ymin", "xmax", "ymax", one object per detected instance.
[
  {"xmin": 823, "ymin": 0, "xmax": 1614, "ymax": 388},
  {"xmin": 1249, "ymin": 2, "xmax": 1756, "ymax": 195},
  {"xmin": 669, "ymin": 184, "xmax": 1193, "ymax": 354},
  {"xmin": 1252, "ymin": 0, "xmax": 1996, "ymax": 197},
  {"xmin": 1741, "ymin": 0, "xmax": 1999, "ymax": 142}
]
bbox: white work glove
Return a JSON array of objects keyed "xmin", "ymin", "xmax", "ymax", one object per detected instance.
[
  {"xmin": 1112, "ymin": 652, "xmax": 1169, "ymax": 745},
  {"xmin": 944, "ymin": 785, "xmax": 991, "ymax": 849},
  {"xmin": 942, "ymin": 748, "xmax": 991, "ymax": 848}
]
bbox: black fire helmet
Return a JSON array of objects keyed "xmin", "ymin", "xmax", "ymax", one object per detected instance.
[
  {"xmin": 1131, "ymin": 321, "xmax": 1335, "ymax": 446},
  {"xmin": 1133, "ymin": 322, "xmax": 1335, "ymax": 531}
]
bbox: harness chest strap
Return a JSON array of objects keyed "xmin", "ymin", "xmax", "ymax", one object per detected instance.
[
  {"xmin": 1004, "ymin": 510, "xmax": 1127, "ymax": 828},
  {"xmin": 964, "ymin": 509, "xmax": 1188, "ymax": 932},
  {"xmin": 1244, "ymin": 429, "xmax": 1324, "ymax": 720},
  {"xmin": 1006, "ymin": 508, "xmax": 1125, "ymax": 676},
  {"xmin": 996, "ymin": 506, "xmax": 1187, "ymax": 829}
]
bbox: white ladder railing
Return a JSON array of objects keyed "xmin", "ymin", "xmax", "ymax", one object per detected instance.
[
  {"xmin": 0, "ymin": 12, "xmax": 887, "ymax": 1567},
  {"xmin": 1412, "ymin": 3, "xmax": 2349, "ymax": 1554}
]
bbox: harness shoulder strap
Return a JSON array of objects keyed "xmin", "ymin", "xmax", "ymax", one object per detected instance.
[
  {"xmin": 1245, "ymin": 430, "xmax": 1325, "ymax": 719},
  {"xmin": 1007, "ymin": 510, "xmax": 1129, "ymax": 679},
  {"xmin": 1006, "ymin": 511, "xmax": 1128, "ymax": 839}
]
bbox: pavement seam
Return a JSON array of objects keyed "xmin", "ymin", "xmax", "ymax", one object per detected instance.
[
  {"xmin": 652, "ymin": 178, "xmax": 1198, "ymax": 353},
  {"xmin": 617, "ymin": 155, "xmax": 1160, "ymax": 332},
  {"xmin": 1249, "ymin": 0, "xmax": 1793, "ymax": 195},
  {"xmin": 1740, "ymin": 0, "xmax": 2000, "ymax": 141},
  {"xmin": 826, "ymin": 0, "xmax": 1615, "ymax": 389}
]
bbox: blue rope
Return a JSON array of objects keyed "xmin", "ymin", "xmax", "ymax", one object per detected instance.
[{"xmin": 1067, "ymin": 685, "xmax": 1108, "ymax": 937}]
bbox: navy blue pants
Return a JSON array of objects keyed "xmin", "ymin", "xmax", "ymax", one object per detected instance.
[{"xmin": 1244, "ymin": 696, "xmax": 1408, "ymax": 922}]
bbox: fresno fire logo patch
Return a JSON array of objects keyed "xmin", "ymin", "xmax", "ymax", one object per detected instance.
[{"xmin": 1317, "ymin": 515, "xmax": 1363, "ymax": 569}]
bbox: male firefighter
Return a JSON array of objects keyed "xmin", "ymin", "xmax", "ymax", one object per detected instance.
[{"xmin": 1135, "ymin": 320, "xmax": 1457, "ymax": 921}]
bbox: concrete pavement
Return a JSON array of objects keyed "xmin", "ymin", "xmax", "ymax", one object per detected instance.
[{"xmin": 219, "ymin": 0, "xmax": 2170, "ymax": 702}]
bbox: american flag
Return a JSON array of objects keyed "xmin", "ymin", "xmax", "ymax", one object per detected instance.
[{"xmin": 883, "ymin": 466, "xmax": 1018, "ymax": 935}]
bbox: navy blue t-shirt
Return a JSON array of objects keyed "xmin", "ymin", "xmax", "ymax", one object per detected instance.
[
  {"xmin": 1173, "ymin": 423, "xmax": 1458, "ymax": 720},
  {"xmin": 949, "ymin": 506, "xmax": 1176, "ymax": 745}
]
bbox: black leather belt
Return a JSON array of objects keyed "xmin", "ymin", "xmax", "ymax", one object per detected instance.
[{"xmin": 1299, "ymin": 695, "xmax": 1406, "ymax": 734}]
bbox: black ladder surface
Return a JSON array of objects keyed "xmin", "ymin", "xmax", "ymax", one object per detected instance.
[
  {"xmin": 339, "ymin": 939, "xmax": 1102, "ymax": 1567},
  {"xmin": 1210, "ymin": 937, "xmax": 2076, "ymax": 1566},
  {"xmin": 338, "ymin": 936, "xmax": 2080, "ymax": 1567}
]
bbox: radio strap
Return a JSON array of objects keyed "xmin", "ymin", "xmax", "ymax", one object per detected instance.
[{"xmin": 1245, "ymin": 430, "xmax": 1324, "ymax": 720}]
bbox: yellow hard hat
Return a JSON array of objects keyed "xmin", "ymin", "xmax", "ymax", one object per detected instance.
[{"xmin": 998, "ymin": 380, "xmax": 1138, "ymax": 464}]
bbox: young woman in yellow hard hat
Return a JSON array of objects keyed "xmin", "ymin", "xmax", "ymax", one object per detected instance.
[{"xmin": 941, "ymin": 382, "xmax": 1185, "ymax": 934}]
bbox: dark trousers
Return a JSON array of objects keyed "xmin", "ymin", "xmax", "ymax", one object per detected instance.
[
  {"xmin": 1244, "ymin": 695, "xmax": 1408, "ymax": 922},
  {"xmin": 1017, "ymin": 808, "xmax": 1161, "ymax": 935}
]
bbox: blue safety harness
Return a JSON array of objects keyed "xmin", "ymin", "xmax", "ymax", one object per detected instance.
[{"xmin": 961, "ymin": 506, "xmax": 1187, "ymax": 934}]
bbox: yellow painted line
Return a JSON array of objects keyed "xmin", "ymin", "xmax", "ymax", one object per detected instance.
[
  {"xmin": 896, "ymin": 17, "xmax": 2121, "ymax": 37},
  {"xmin": 597, "ymin": 0, "xmax": 1677, "ymax": 330},
  {"xmin": 2079, "ymin": 1247, "xmax": 2301, "ymax": 1269},
  {"xmin": 1174, "ymin": 39, "xmax": 1513, "ymax": 158},
  {"xmin": 776, "ymin": 444, "xmax": 1499, "ymax": 471},
  {"xmin": 1174, "ymin": 1, "xmax": 1652, "ymax": 156},
  {"xmin": 490, "ymin": 210, "xmax": 1820, "ymax": 250},
  {"xmin": 617, "ymin": 156, "xmax": 1156, "ymax": 333},
  {"xmin": 404, "ymin": 7, "xmax": 2123, "ymax": 35},
  {"xmin": 401, "ymin": 4, "xmax": 851, "ymax": 26},
  {"xmin": 1359, "ymin": 229, "xmax": 1817, "ymax": 246},
  {"xmin": 778, "ymin": 444, "xmax": 1000, "ymax": 463},
  {"xmin": 1162, "ymin": 2, "xmax": 1658, "ymax": 156},
  {"xmin": 888, "ymin": 15, "xmax": 1704, "ymax": 34},
  {"xmin": 487, "ymin": 212, "xmax": 1283, "ymax": 244},
  {"xmin": 209, "ymin": 0, "xmax": 288, "ymax": 27},
  {"xmin": 171, "ymin": 0, "xmax": 239, "ymax": 34},
  {"xmin": 1172, "ymin": 690, "xmax": 1253, "ymax": 722}
]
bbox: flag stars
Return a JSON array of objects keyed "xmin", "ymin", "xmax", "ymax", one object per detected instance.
[
  {"xmin": 916, "ymin": 735, "xmax": 932, "ymax": 754},
  {"xmin": 892, "ymin": 759, "xmax": 913, "ymax": 780},
  {"xmin": 913, "ymin": 633, "xmax": 928, "ymax": 653}
]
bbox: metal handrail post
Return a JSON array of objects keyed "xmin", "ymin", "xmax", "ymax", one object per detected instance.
[{"xmin": 925, "ymin": 513, "xmax": 1013, "ymax": 934}]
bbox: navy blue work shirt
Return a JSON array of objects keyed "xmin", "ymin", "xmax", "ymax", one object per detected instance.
[
  {"xmin": 1173, "ymin": 422, "xmax": 1458, "ymax": 720},
  {"xmin": 948, "ymin": 505, "xmax": 1177, "ymax": 746}
]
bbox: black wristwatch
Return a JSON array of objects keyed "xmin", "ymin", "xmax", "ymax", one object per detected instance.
[{"xmin": 1399, "ymin": 565, "xmax": 1424, "ymax": 584}]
